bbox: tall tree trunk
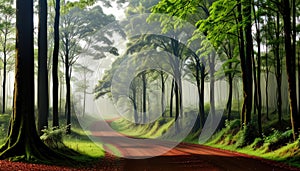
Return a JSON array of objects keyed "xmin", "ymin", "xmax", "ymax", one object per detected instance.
[
  {"xmin": 2, "ymin": 39, "xmax": 7, "ymax": 114},
  {"xmin": 275, "ymin": 11, "xmax": 282, "ymax": 125},
  {"xmin": 174, "ymin": 78, "xmax": 179, "ymax": 132},
  {"xmin": 132, "ymin": 87, "xmax": 138, "ymax": 123},
  {"xmin": 282, "ymin": 0, "xmax": 299, "ymax": 141},
  {"xmin": 237, "ymin": 0, "xmax": 246, "ymax": 125},
  {"xmin": 65, "ymin": 40, "xmax": 71, "ymax": 134},
  {"xmin": 0, "ymin": 0, "xmax": 68, "ymax": 162},
  {"xmin": 170, "ymin": 78, "xmax": 174, "ymax": 118},
  {"xmin": 253, "ymin": 0, "xmax": 262, "ymax": 135},
  {"xmin": 265, "ymin": 42, "xmax": 269, "ymax": 120},
  {"xmin": 142, "ymin": 72, "xmax": 147, "ymax": 123},
  {"xmin": 195, "ymin": 58, "xmax": 204, "ymax": 128},
  {"xmin": 209, "ymin": 53, "xmax": 215, "ymax": 118},
  {"xmin": 37, "ymin": 0, "xmax": 49, "ymax": 135},
  {"xmin": 52, "ymin": 0, "xmax": 60, "ymax": 128},
  {"xmin": 160, "ymin": 71, "xmax": 165, "ymax": 117},
  {"xmin": 252, "ymin": 50, "xmax": 257, "ymax": 116},
  {"xmin": 82, "ymin": 88, "xmax": 86, "ymax": 117},
  {"xmin": 200, "ymin": 63, "xmax": 205, "ymax": 121},
  {"xmin": 243, "ymin": 0, "xmax": 253, "ymax": 125},
  {"xmin": 227, "ymin": 74, "xmax": 233, "ymax": 120}
]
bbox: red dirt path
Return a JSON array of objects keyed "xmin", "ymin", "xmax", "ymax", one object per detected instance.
[{"xmin": 1, "ymin": 119, "xmax": 300, "ymax": 171}]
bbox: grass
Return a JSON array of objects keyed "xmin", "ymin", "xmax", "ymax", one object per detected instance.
[
  {"xmin": 0, "ymin": 113, "xmax": 105, "ymax": 160},
  {"xmin": 109, "ymin": 108, "xmax": 300, "ymax": 168},
  {"xmin": 63, "ymin": 127, "xmax": 105, "ymax": 158},
  {"xmin": 110, "ymin": 117, "xmax": 175, "ymax": 138}
]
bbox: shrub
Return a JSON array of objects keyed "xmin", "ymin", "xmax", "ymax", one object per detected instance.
[
  {"xmin": 40, "ymin": 126, "xmax": 67, "ymax": 149},
  {"xmin": 251, "ymin": 137, "xmax": 264, "ymax": 149},
  {"xmin": 265, "ymin": 129, "xmax": 293, "ymax": 151},
  {"xmin": 225, "ymin": 119, "xmax": 240, "ymax": 130},
  {"xmin": 236, "ymin": 121, "xmax": 259, "ymax": 148}
]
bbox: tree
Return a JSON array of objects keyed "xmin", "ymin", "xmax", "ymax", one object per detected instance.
[
  {"xmin": 0, "ymin": 0, "xmax": 15, "ymax": 114},
  {"xmin": 281, "ymin": 0, "xmax": 299, "ymax": 140},
  {"xmin": 0, "ymin": 0, "xmax": 70, "ymax": 163},
  {"xmin": 60, "ymin": 6, "xmax": 115, "ymax": 134},
  {"xmin": 74, "ymin": 63, "xmax": 93, "ymax": 117},
  {"xmin": 52, "ymin": 0, "xmax": 60, "ymax": 128},
  {"xmin": 37, "ymin": 0, "xmax": 49, "ymax": 135}
]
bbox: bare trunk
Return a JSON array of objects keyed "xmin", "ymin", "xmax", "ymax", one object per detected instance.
[
  {"xmin": 37, "ymin": 0, "xmax": 49, "ymax": 135},
  {"xmin": 65, "ymin": 39, "xmax": 71, "ymax": 134},
  {"xmin": 275, "ymin": 11, "xmax": 282, "ymax": 125},
  {"xmin": 52, "ymin": 0, "xmax": 60, "ymax": 128},
  {"xmin": 283, "ymin": 0, "xmax": 299, "ymax": 141},
  {"xmin": 160, "ymin": 71, "xmax": 165, "ymax": 117},
  {"xmin": 142, "ymin": 72, "xmax": 146, "ymax": 123},
  {"xmin": 2, "ymin": 48, "xmax": 6, "ymax": 114},
  {"xmin": 170, "ymin": 78, "xmax": 174, "ymax": 118}
]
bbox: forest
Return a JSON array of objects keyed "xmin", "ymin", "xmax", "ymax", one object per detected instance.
[{"xmin": 0, "ymin": 0, "xmax": 299, "ymax": 170}]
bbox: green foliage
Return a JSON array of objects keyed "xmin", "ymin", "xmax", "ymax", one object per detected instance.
[
  {"xmin": 264, "ymin": 129, "xmax": 293, "ymax": 151},
  {"xmin": 0, "ymin": 114, "xmax": 10, "ymax": 139},
  {"xmin": 40, "ymin": 127, "xmax": 66, "ymax": 149},
  {"xmin": 236, "ymin": 122, "xmax": 259, "ymax": 148},
  {"xmin": 250, "ymin": 137, "xmax": 264, "ymax": 149},
  {"xmin": 225, "ymin": 119, "xmax": 240, "ymax": 130}
]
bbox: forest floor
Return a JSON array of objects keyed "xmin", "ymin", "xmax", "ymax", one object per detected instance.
[
  {"xmin": 1, "ymin": 119, "xmax": 300, "ymax": 171},
  {"xmin": 1, "ymin": 138, "xmax": 300, "ymax": 170}
]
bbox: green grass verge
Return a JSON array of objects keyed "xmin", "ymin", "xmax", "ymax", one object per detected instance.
[{"xmin": 110, "ymin": 117, "xmax": 175, "ymax": 138}]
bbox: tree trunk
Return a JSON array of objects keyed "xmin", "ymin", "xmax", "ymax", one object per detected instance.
[
  {"xmin": 170, "ymin": 78, "xmax": 174, "ymax": 118},
  {"xmin": 65, "ymin": 39, "xmax": 71, "ymax": 134},
  {"xmin": 174, "ymin": 78, "xmax": 179, "ymax": 132},
  {"xmin": 2, "ymin": 43, "xmax": 6, "ymax": 114},
  {"xmin": 160, "ymin": 71, "xmax": 165, "ymax": 117},
  {"xmin": 82, "ymin": 88, "xmax": 86, "ymax": 117},
  {"xmin": 282, "ymin": 0, "xmax": 299, "ymax": 141},
  {"xmin": 244, "ymin": 0, "xmax": 253, "ymax": 125},
  {"xmin": 142, "ymin": 72, "xmax": 147, "ymax": 123},
  {"xmin": 196, "ymin": 59, "xmax": 204, "ymax": 128},
  {"xmin": 209, "ymin": 53, "xmax": 216, "ymax": 118},
  {"xmin": 237, "ymin": 0, "xmax": 246, "ymax": 126},
  {"xmin": 37, "ymin": 0, "xmax": 49, "ymax": 135},
  {"xmin": 275, "ymin": 11, "xmax": 282, "ymax": 125},
  {"xmin": 0, "ymin": 0, "xmax": 69, "ymax": 163},
  {"xmin": 200, "ymin": 63, "xmax": 205, "ymax": 121},
  {"xmin": 132, "ymin": 87, "xmax": 138, "ymax": 123},
  {"xmin": 253, "ymin": 1, "xmax": 262, "ymax": 135},
  {"xmin": 265, "ymin": 43, "xmax": 269, "ymax": 120},
  {"xmin": 52, "ymin": 0, "xmax": 60, "ymax": 128},
  {"xmin": 238, "ymin": 0, "xmax": 253, "ymax": 126},
  {"xmin": 227, "ymin": 74, "xmax": 233, "ymax": 120}
]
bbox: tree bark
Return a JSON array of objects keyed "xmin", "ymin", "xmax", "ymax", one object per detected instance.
[
  {"xmin": 253, "ymin": 0, "xmax": 262, "ymax": 135},
  {"xmin": 38, "ymin": 0, "xmax": 49, "ymax": 135},
  {"xmin": 160, "ymin": 71, "xmax": 165, "ymax": 117},
  {"xmin": 209, "ymin": 53, "xmax": 216, "ymax": 119},
  {"xmin": 2, "ymin": 35, "xmax": 7, "ymax": 114},
  {"xmin": 282, "ymin": 0, "xmax": 299, "ymax": 141},
  {"xmin": 237, "ymin": 0, "xmax": 246, "ymax": 125},
  {"xmin": 52, "ymin": 0, "xmax": 60, "ymax": 128},
  {"xmin": 65, "ymin": 39, "xmax": 71, "ymax": 134},
  {"xmin": 0, "ymin": 0, "xmax": 69, "ymax": 163},
  {"xmin": 170, "ymin": 78, "xmax": 174, "ymax": 118},
  {"xmin": 142, "ymin": 72, "xmax": 147, "ymax": 123},
  {"xmin": 275, "ymin": 11, "xmax": 282, "ymax": 125},
  {"xmin": 243, "ymin": 0, "xmax": 253, "ymax": 125}
]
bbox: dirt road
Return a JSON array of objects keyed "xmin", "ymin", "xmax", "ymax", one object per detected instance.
[{"xmin": 88, "ymin": 120, "xmax": 300, "ymax": 171}]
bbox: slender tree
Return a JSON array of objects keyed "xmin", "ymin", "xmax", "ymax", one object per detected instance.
[
  {"xmin": 52, "ymin": 0, "xmax": 60, "ymax": 128},
  {"xmin": 282, "ymin": 0, "xmax": 299, "ymax": 140},
  {"xmin": 37, "ymin": 0, "xmax": 49, "ymax": 135},
  {"xmin": 0, "ymin": 1, "xmax": 14, "ymax": 114},
  {"xmin": 0, "ymin": 0, "xmax": 71, "ymax": 163}
]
